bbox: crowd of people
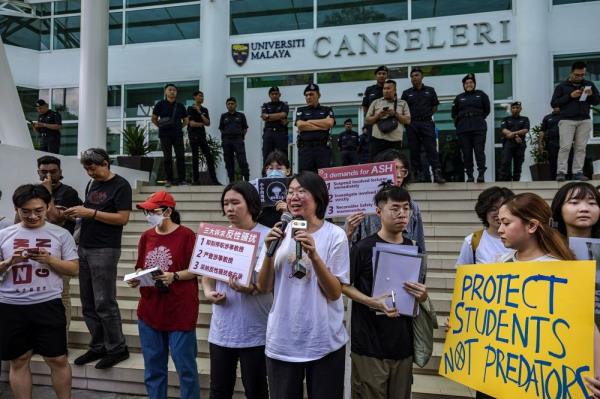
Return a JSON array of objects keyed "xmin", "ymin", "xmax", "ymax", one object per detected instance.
[{"xmin": 1, "ymin": 145, "xmax": 600, "ymax": 398}]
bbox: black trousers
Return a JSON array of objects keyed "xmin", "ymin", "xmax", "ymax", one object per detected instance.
[
  {"xmin": 298, "ymin": 144, "xmax": 331, "ymax": 173},
  {"xmin": 340, "ymin": 150, "xmax": 359, "ymax": 166},
  {"xmin": 406, "ymin": 121, "xmax": 441, "ymax": 172},
  {"xmin": 547, "ymin": 136, "xmax": 559, "ymax": 180},
  {"xmin": 160, "ymin": 135, "xmax": 186, "ymax": 182},
  {"xmin": 457, "ymin": 130, "xmax": 486, "ymax": 175},
  {"xmin": 266, "ymin": 345, "xmax": 346, "ymax": 399},
  {"xmin": 369, "ymin": 137, "xmax": 401, "ymax": 161},
  {"xmin": 262, "ymin": 128, "xmax": 288, "ymax": 161},
  {"xmin": 499, "ymin": 140, "xmax": 526, "ymax": 181},
  {"xmin": 209, "ymin": 343, "xmax": 268, "ymax": 399},
  {"xmin": 222, "ymin": 136, "xmax": 249, "ymax": 182},
  {"xmin": 40, "ymin": 134, "xmax": 61, "ymax": 154},
  {"xmin": 189, "ymin": 132, "xmax": 217, "ymax": 183}
]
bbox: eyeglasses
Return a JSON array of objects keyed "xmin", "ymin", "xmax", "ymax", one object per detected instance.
[
  {"xmin": 142, "ymin": 208, "xmax": 165, "ymax": 216},
  {"xmin": 398, "ymin": 168, "xmax": 409, "ymax": 178},
  {"xmin": 287, "ymin": 189, "xmax": 309, "ymax": 198}
]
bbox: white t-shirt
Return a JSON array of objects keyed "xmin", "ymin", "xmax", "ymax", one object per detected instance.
[
  {"xmin": 499, "ymin": 251, "xmax": 559, "ymax": 263},
  {"xmin": 256, "ymin": 221, "xmax": 350, "ymax": 362},
  {"xmin": 0, "ymin": 223, "xmax": 78, "ymax": 305},
  {"xmin": 209, "ymin": 223, "xmax": 273, "ymax": 348},
  {"xmin": 455, "ymin": 230, "xmax": 510, "ymax": 266}
]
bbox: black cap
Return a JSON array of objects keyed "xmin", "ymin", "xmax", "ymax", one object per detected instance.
[
  {"xmin": 462, "ymin": 73, "xmax": 476, "ymax": 84},
  {"xmin": 35, "ymin": 99, "xmax": 47, "ymax": 107},
  {"xmin": 268, "ymin": 86, "xmax": 280, "ymax": 94},
  {"xmin": 375, "ymin": 65, "xmax": 389, "ymax": 74},
  {"xmin": 511, "ymin": 101, "xmax": 522, "ymax": 107},
  {"xmin": 304, "ymin": 83, "xmax": 320, "ymax": 94}
]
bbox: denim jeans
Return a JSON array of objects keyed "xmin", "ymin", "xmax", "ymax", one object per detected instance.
[
  {"xmin": 139, "ymin": 319, "xmax": 200, "ymax": 399},
  {"xmin": 78, "ymin": 246, "xmax": 127, "ymax": 354}
]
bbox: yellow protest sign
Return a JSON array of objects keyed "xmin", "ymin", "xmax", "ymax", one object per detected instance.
[{"xmin": 439, "ymin": 261, "xmax": 595, "ymax": 399}]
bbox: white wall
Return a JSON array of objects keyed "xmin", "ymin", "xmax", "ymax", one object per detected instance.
[
  {"xmin": 0, "ymin": 144, "xmax": 148, "ymax": 221},
  {"xmin": 549, "ymin": 2, "xmax": 600, "ymax": 56}
]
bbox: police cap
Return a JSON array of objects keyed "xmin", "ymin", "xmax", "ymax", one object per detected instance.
[
  {"xmin": 268, "ymin": 86, "xmax": 280, "ymax": 94},
  {"xmin": 375, "ymin": 65, "xmax": 389, "ymax": 74},
  {"xmin": 511, "ymin": 101, "xmax": 522, "ymax": 107},
  {"xmin": 462, "ymin": 73, "xmax": 476, "ymax": 84},
  {"xmin": 35, "ymin": 99, "xmax": 47, "ymax": 107},
  {"xmin": 304, "ymin": 83, "xmax": 320, "ymax": 94}
]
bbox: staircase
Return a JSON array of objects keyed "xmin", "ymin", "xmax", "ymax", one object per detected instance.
[{"xmin": 1, "ymin": 181, "xmax": 570, "ymax": 398}]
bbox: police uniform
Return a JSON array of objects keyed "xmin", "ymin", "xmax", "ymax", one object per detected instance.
[
  {"xmin": 36, "ymin": 105, "xmax": 62, "ymax": 154},
  {"xmin": 152, "ymin": 99, "xmax": 188, "ymax": 184},
  {"xmin": 541, "ymin": 112, "xmax": 561, "ymax": 180},
  {"xmin": 261, "ymin": 88, "xmax": 290, "ymax": 160},
  {"xmin": 451, "ymin": 74, "xmax": 491, "ymax": 182},
  {"xmin": 218, "ymin": 110, "xmax": 250, "ymax": 182},
  {"xmin": 295, "ymin": 83, "xmax": 335, "ymax": 173},
  {"xmin": 187, "ymin": 103, "xmax": 218, "ymax": 184},
  {"xmin": 337, "ymin": 128, "xmax": 360, "ymax": 166},
  {"xmin": 499, "ymin": 110, "xmax": 530, "ymax": 181},
  {"xmin": 358, "ymin": 131, "xmax": 370, "ymax": 164},
  {"xmin": 401, "ymin": 84, "xmax": 445, "ymax": 183}
]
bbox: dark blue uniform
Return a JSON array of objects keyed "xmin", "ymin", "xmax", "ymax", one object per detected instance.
[
  {"xmin": 541, "ymin": 112, "xmax": 562, "ymax": 180},
  {"xmin": 219, "ymin": 111, "xmax": 249, "ymax": 182},
  {"xmin": 358, "ymin": 132, "xmax": 370, "ymax": 164},
  {"xmin": 295, "ymin": 104, "xmax": 335, "ymax": 173},
  {"xmin": 499, "ymin": 115, "xmax": 530, "ymax": 181},
  {"xmin": 401, "ymin": 84, "xmax": 442, "ymax": 181},
  {"xmin": 153, "ymin": 99, "xmax": 188, "ymax": 183},
  {"xmin": 37, "ymin": 110, "xmax": 62, "ymax": 154},
  {"xmin": 362, "ymin": 83, "xmax": 384, "ymax": 135},
  {"xmin": 451, "ymin": 90, "xmax": 490, "ymax": 178},
  {"xmin": 261, "ymin": 101, "xmax": 289, "ymax": 160},
  {"xmin": 187, "ymin": 104, "xmax": 218, "ymax": 184},
  {"xmin": 337, "ymin": 129, "xmax": 360, "ymax": 166}
]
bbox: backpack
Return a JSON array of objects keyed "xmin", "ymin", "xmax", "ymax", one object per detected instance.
[{"xmin": 470, "ymin": 229, "xmax": 484, "ymax": 264}]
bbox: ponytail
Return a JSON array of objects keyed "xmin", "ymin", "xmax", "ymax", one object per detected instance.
[{"xmin": 161, "ymin": 207, "xmax": 181, "ymax": 225}]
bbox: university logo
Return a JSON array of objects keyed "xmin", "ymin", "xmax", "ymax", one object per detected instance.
[{"xmin": 231, "ymin": 43, "xmax": 249, "ymax": 66}]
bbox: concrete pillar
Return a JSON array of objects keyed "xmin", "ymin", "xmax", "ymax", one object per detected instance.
[
  {"xmin": 0, "ymin": 37, "xmax": 33, "ymax": 148},
  {"xmin": 514, "ymin": 0, "xmax": 551, "ymax": 181},
  {"xmin": 200, "ymin": 0, "xmax": 229, "ymax": 182},
  {"xmin": 77, "ymin": 0, "xmax": 109, "ymax": 153}
]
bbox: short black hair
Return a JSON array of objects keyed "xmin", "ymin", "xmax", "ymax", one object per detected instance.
[
  {"xmin": 288, "ymin": 171, "xmax": 329, "ymax": 219},
  {"xmin": 80, "ymin": 148, "xmax": 110, "ymax": 167},
  {"xmin": 13, "ymin": 184, "xmax": 52, "ymax": 208},
  {"xmin": 373, "ymin": 149, "xmax": 410, "ymax": 186},
  {"xmin": 37, "ymin": 155, "xmax": 61, "ymax": 168},
  {"xmin": 384, "ymin": 79, "xmax": 396, "ymax": 87},
  {"xmin": 226, "ymin": 97, "xmax": 237, "ymax": 104},
  {"xmin": 221, "ymin": 181, "xmax": 261, "ymax": 222},
  {"xmin": 374, "ymin": 185, "xmax": 411, "ymax": 207},
  {"xmin": 344, "ymin": 118, "xmax": 352, "ymax": 125},
  {"xmin": 572, "ymin": 61, "xmax": 587, "ymax": 71},
  {"xmin": 551, "ymin": 182, "xmax": 600, "ymax": 237},
  {"xmin": 410, "ymin": 68, "xmax": 423, "ymax": 76},
  {"xmin": 164, "ymin": 83, "xmax": 177, "ymax": 90},
  {"xmin": 475, "ymin": 186, "xmax": 514, "ymax": 227},
  {"xmin": 263, "ymin": 150, "xmax": 290, "ymax": 172},
  {"xmin": 192, "ymin": 90, "xmax": 203, "ymax": 97}
]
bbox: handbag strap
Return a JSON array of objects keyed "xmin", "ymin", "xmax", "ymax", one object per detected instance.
[{"xmin": 169, "ymin": 101, "xmax": 178, "ymax": 120}]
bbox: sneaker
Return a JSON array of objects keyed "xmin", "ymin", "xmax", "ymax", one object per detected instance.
[
  {"xmin": 556, "ymin": 173, "xmax": 566, "ymax": 182},
  {"xmin": 164, "ymin": 181, "xmax": 172, "ymax": 188},
  {"xmin": 95, "ymin": 349, "xmax": 130, "ymax": 369},
  {"xmin": 574, "ymin": 173, "xmax": 589, "ymax": 181},
  {"xmin": 74, "ymin": 350, "xmax": 106, "ymax": 366}
]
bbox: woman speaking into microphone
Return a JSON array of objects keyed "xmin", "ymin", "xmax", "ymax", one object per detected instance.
[{"xmin": 257, "ymin": 171, "xmax": 350, "ymax": 399}]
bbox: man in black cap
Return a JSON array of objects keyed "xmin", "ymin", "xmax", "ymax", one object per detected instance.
[
  {"xmin": 337, "ymin": 119, "xmax": 360, "ymax": 166},
  {"xmin": 33, "ymin": 99, "xmax": 62, "ymax": 154},
  {"xmin": 187, "ymin": 90, "xmax": 220, "ymax": 185},
  {"xmin": 295, "ymin": 83, "xmax": 335, "ymax": 172},
  {"xmin": 498, "ymin": 102, "xmax": 530, "ymax": 181},
  {"xmin": 362, "ymin": 66, "xmax": 388, "ymax": 115},
  {"xmin": 261, "ymin": 86, "xmax": 289, "ymax": 161},
  {"xmin": 401, "ymin": 68, "xmax": 445, "ymax": 183},
  {"xmin": 219, "ymin": 97, "xmax": 250, "ymax": 182}
]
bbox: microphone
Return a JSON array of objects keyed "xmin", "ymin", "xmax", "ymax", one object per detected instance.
[
  {"xmin": 292, "ymin": 216, "xmax": 307, "ymax": 279},
  {"xmin": 266, "ymin": 212, "xmax": 293, "ymax": 257}
]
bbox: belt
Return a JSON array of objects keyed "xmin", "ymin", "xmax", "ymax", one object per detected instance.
[
  {"xmin": 264, "ymin": 127, "xmax": 287, "ymax": 132},
  {"xmin": 461, "ymin": 112, "xmax": 483, "ymax": 118},
  {"xmin": 223, "ymin": 134, "xmax": 244, "ymax": 139},
  {"xmin": 411, "ymin": 116, "xmax": 433, "ymax": 122},
  {"xmin": 298, "ymin": 139, "xmax": 328, "ymax": 148}
]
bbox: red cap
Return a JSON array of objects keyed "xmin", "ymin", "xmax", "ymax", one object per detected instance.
[{"xmin": 136, "ymin": 191, "xmax": 176, "ymax": 210}]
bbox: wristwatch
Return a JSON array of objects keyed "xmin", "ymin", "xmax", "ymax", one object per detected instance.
[{"xmin": 173, "ymin": 272, "xmax": 180, "ymax": 281}]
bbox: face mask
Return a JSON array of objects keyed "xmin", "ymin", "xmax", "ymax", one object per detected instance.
[
  {"xmin": 266, "ymin": 169, "xmax": 286, "ymax": 178},
  {"xmin": 146, "ymin": 213, "xmax": 165, "ymax": 227}
]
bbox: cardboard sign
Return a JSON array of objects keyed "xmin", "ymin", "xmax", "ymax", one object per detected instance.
[
  {"xmin": 439, "ymin": 261, "xmax": 595, "ymax": 399},
  {"xmin": 318, "ymin": 161, "xmax": 397, "ymax": 217},
  {"xmin": 257, "ymin": 177, "xmax": 289, "ymax": 207},
  {"xmin": 188, "ymin": 223, "xmax": 260, "ymax": 287}
]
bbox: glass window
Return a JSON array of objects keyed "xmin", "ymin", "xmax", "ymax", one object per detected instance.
[
  {"xmin": 248, "ymin": 74, "xmax": 313, "ymax": 88},
  {"xmin": 107, "ymin": 121, "xmax": 123, "ymax": 155},
  {"xmin": 388, "ymin": 67, "xmax": 409, "ymax": 79},
  {"xmin": 0, "ymin": 16, "xmax": 42, "ymax": 50},
  {"xmin": 52, "ymin": 87, "xmax": 79, "ymax": 120},
  {"xmin": 125, "ymin": 4, "xmax": 200, "ymax": 44},
  {"xmin": 494, "ymin": 59, "xmax": 513, "ymax": 100},
  {"xmin": 415, "ymin": 61, "xmax": 489, "ymax": 77},
  {"xmin": 107, "ymin": 85, "xmax": 122, "ymax": 119},
  {"xmin": 318, "ymin": 0, "xmax": 407, "ymax": 27},
  {"xmin": 40, "ymin": 18, "xmax": 51, "ymax": 50},
  {"xmin": 54, "ymin": 16, "xmax": 80, "ymax": 49},
  {"xmin": 59, "ymin": 123, "xmax": 79, "ymax": 156},
  {"xmin": 109, "ymin": 12, "xmax": 123, "ymax": 45},
  {"xmin": 126, "ymin": 0, "xmax": 198, "ymax": 7},
  {"xmin": 17, "ymin": 87, "xmax": 45, "ymax": 121},
  {"xmin": 230, "ymin": 77, "xmax": 245, "ymax": 111},
  {"xmin": 553, "ymin": 0, "xmax": 599, "ymax": 4},
  {"xmin": 54, "ymin": 0, "xmax": 81, "ymax": 15},
  {"xmin": 231, "ymin": 0, "xmax": 313, "ymax": 35},
  {"xmin": 318, "ymin": 69, "xmax": 373, "ymax": 84},
  {"xmin": 412, "ymin": 0, "xmax": 511, "ymax": 19},
  {"xmin": 110, "ymin": 0, "xmax": 124, "ymax": 9},
  {"xmin": 36, "ymin": 3, "xmax": 52, "ymax": 17},
  {"xmin": 494, "ymin": 102, "xmax": 511, "ymax": 144},
  {"xmin": 124, "ymin": 81, "xmax": 197, "ymax": 118}
]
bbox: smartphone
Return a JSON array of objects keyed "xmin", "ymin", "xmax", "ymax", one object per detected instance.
[
  {"xmin": 383, "ymin": 107, "xmax": 389, "ymax": 111},
  {"xmin": 22, "ymin": 248, "xmax": 40, "ymax": 257}
]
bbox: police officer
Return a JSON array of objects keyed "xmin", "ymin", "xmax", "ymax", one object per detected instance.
[
  {"xmin": 337, "ymin": 119, "xmax": 360, "ymax": 166},
  {"xmin": 401, "ymin": 68, "xmax": 446, "ymax": 184},
  {"xmin": 540, "ymin": 108, "xmax": 561, "ymax": 180},
  {"xmin": 357, "ymin": 125, "xmax": 370, "ymax": 164},
  {"xmin": 295, "ymin": 83, "xmax": 335, "ymax": 173},
  {"xmin": 362, "ymin": 66, "xmax": 388, "ymax": 115},
  {"xmin": 33, "ymin": 99, "xmax": 62, "ymax": 154},
  {"xmin": 187, "ymin": 90, "xmax": 220, "ymax": 185},
  {"xmin": 218, "ymin": 97, "xmax": 250, "ymax": 182},
  {"xmin": 261, "ymin": 86, "xmax": 289, "ymax": 161},
  {"xmin": 499, "ymin": 102, "xmax": 530, "ymax": 181},
  {"xmin": 451, "ymin": 73, "xmax": 491, "ymax": 183}
]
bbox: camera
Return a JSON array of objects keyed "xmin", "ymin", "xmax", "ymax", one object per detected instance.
[{"xmin": 291, "ymin": 219, "xmax": 308, "ymax": 279}]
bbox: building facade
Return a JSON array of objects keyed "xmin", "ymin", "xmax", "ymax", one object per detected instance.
[{"xmin": 2, "ymin": 0, "xmax": 599, "ymax": 181}]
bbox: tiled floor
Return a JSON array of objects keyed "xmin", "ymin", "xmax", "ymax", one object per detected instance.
[{"xmin": 0, "ymin": 383, "xmax": 145, "ymax": 399}]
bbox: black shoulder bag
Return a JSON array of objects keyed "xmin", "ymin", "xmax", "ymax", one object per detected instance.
[
  {"xmin": 158, "ymin": 101, "xmax": 179, "ymax": 129},
  {"xmin": 377, "ymin": 97, "xmax": 399, "ymax": 134}
]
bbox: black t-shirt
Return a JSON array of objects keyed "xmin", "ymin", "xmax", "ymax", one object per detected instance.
[
  {"xmin": 401, "ymin": 85, "xmax": 440, "ymax": 120},
  {"xmin": 152, "ymin": 99, "xmax": 188, "ymax": 137},
  {"xmin": 262, "ymin": 101, "xmax": 290, "ymax": 130},
  {"xmin": 80, "ymin": 175, "xmax": 132, "ymax": 249},
  {"xmin": 295, "ymin": 104, "xmax": 335, "ymax": 141},
  {"xmin": 362, "ymin": 84, "xmax": 384, "ymax": 110},
  {"xmin": 500, "ymin": 115, "xmax": 530, "ymax": 143},
  {"xmin": 37, "ymin": 110, "xmax": 62, "ymax": 135},
  {"xmin": 350, "ymin": 233, "xmax": 415, "ymax": 360},
  {"xmin": 52, "ymin": 183, "xmax": 83, "ymax": 235},
  {"xmin": 219, "ymin": 111, "xmax": 248, "ymax": 137},
  {"xmin": 338, "ymin": 130, "xmax": 360, "ymax": 150},
  {"xmin": 186, "ymin": 104, "xmax": 210, "ymax": 136}
]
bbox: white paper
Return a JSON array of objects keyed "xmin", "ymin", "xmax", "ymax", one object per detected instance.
[
  {"xmin": 372, "ymin": 251, "xmax": 422, "ymax": 316},
  {"xmin": 123, "ymin": 266, "xmax": 162, "ymax": 287},
  {"xmin": 580, "ymin": 86, "xmax": 592, "ymax": 102}
]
